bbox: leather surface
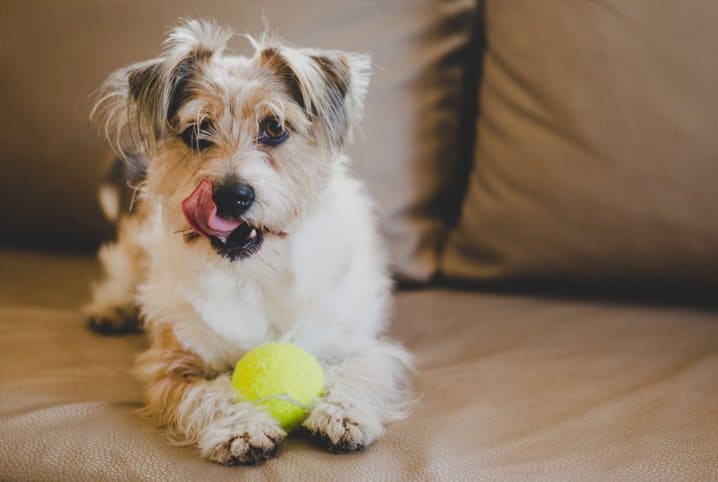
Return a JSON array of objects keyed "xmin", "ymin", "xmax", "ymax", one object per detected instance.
[
  {"xmin": 443, "ymin": 0, "xmax": 718, "ymax": 284},
  {"xmin": 0, "ymin": 0, "xmax": 476, "ymax": 282},
  {"xmin": 2, "ymin": 250, "xmax": 717, "ymax": 480}
]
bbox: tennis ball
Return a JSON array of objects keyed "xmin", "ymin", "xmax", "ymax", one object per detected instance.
[{"xmin": 231, "ymin": 342, "xmax": 325, "ymax": 431}]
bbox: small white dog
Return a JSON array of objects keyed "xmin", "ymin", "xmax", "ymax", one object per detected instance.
[{"xmin": 83, "ymin": 19, "xmax": 412, "ymax": 464}]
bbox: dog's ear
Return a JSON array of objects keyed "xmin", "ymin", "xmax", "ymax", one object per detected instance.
[
  {"xmin": 260, "ymin": 45, "xmax": 371, "ymax": 149},
  {"xmin": 92, "ymin": 19, "xmax": 232, "ymax": 158}
]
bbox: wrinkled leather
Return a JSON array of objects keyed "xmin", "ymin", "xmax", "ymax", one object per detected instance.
[{"xmin": 2, "ymin": 250, "xmax": 717, "ymax": 480}]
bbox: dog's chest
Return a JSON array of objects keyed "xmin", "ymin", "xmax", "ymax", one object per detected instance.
[{"xmin": 175, "ymin": 264, "xmax": 297, "ymax": 365}]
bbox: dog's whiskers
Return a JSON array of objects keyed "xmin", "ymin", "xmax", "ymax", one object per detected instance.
[{"xmin": 256, "ymin": 254, "xmax": 277, "ymax": 272}]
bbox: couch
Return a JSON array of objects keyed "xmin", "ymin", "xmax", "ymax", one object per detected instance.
[{"xmin": 2, "ymin": 1, "xmax": 717, "ymax": 480}]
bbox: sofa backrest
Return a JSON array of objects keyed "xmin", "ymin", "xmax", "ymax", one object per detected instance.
[
  {"xmin": 442, "ymin": 0, "xmax": 718, "ymax": 287},
  {"xmin": 0, "ymin": 0, "xmax": 477, "ymax": 283},
  {"xmin": 4, "ymin": 1, "xmax": 716, "ymax": 289}
]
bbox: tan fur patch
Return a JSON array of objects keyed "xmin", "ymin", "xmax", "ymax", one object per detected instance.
[
  {"xmin": 260, "ymin": 47, "xmax": 306, "ymax": 112},
  {"xmin": 136, "ymin": 325, "xmax": 219, "ymax": 428}
]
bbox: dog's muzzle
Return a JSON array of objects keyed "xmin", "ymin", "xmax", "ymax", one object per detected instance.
[{"xmin": 181, "ymin": 179, "xmax": 263, "ymax": 260}]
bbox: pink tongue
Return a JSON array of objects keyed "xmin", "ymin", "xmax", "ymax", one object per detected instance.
[{"xmin": 181, "ymin": 179, "xmax": 242, "ymax": 242}]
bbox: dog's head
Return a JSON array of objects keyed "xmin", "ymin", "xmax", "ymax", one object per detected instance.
[{"xmin": 94, "ymin": 19, "xmax": 370, "ymax": 260}]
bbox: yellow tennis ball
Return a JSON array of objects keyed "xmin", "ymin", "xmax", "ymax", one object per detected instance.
[{"xmin": 231, "ymin": 342, "xmax": 325, "ymax": 431}]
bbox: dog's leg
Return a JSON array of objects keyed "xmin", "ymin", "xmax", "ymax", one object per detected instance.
[
  {"xmin": 304, "ymin": 339, "xmax": 413, "ymax": 451},
  {"xmin": 84, "ymin": 213, "xmax": 145, "ymax": 334},
  {"xmin": 136, "ymin": 326, "xmax": 285, "ymax": 465}
]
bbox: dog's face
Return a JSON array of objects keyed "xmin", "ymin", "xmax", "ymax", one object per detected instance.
[{"xmin": 96, "ymin": 20, "xmax": 370, "ymax": 260}]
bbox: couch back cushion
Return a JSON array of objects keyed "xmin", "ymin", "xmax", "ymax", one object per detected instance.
[
  {"xmin": 0, "ymin": 0, "xmax": 475, "ymax": 282},
  {"xmin": 442, "ymin": 0, "xmax": 718, "ymax": 284}
]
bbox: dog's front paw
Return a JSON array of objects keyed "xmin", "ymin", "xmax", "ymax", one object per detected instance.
[
  {"xmin": 85, "ymin": 304, "xmax": 141, "ymax": 335},
  {"xmin": 304, "ymin": 400, "xmax": 382, "ymax": 452},
  {"xmin": 199, "ymin": 413, "xmax": 286, "ymax": 465}
]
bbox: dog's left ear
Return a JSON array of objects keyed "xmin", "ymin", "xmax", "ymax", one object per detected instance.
[
  {"xmin": 261, "ymin": 46, "xmax": 371, "ymax": 148},
  {"xmin": 92, "ymin": 19, "xmax": 232, "ymax": 158}
]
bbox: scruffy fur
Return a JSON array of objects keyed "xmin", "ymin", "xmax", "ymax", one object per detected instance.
[{"xmin": 84, "ymin": 19, "xmax": 412, "ymax": 464}]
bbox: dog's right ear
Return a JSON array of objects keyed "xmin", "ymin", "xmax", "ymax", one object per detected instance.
[
  {"xmin": 92, "ymin": 19, "xmax": 232, "ymax": 158},
  {"xmin": 258, "ymin": 43, "xmax": 371, "ymax": 150}
]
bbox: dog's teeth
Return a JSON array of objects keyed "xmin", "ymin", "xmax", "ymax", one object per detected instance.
[{"xmin": 248, "ymin": 229, "xmax": 257, "ymax": 239}]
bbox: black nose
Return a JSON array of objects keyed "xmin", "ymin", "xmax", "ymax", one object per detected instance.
[{"xmin": 212, "ymin": 182, "xmax": 255, "ymax": 219}]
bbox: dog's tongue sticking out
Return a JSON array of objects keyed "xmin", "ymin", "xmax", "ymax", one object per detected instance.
[{"xmin": 181, "ymin": 179, "xmax": 242, "ymax": 243}]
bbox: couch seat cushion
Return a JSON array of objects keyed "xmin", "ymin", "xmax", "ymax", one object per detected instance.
[{"xmin": 1, "ymin": 250, "xmax": 717, "ymax": 480}]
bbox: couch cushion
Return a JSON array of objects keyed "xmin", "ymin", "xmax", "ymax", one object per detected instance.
[
  {"xmin": 2, "ymin": 250, "xmax": 717, "ymax": 480},
  {"xmin": 0, "ymin": 0, "xmax": 475, "ymax": 281},
  {"xmin": 442, "ymin": 0, "xmax": 718, "ymax": 284}
]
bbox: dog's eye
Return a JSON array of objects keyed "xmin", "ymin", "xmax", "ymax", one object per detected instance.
[
  {"xmin": 258, "ymin": 117, "xmax": 288, "ymax": 146},
  {"xmin": 180, "ymin": 119, "xmax": 213, "ymax": 151}
]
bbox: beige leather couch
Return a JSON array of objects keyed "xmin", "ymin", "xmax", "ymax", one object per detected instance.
[{"xmin": 2, "ymin": 1, "xmax": 717, "ymax": 480}]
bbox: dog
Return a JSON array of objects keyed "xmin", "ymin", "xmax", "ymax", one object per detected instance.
[{"xmin": 82, "ymin": 19, "xmax": 412, "ymax": 465}]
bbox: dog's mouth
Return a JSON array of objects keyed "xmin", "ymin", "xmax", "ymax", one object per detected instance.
[
  {"xmin": 208, "ymin": 223, "xmax": 263, "ymax": 261},
  {"xmin": 181, "ymin": 179, "xmax": 263, "ymax": 261}
]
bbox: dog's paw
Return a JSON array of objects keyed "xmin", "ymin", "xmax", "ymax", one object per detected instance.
[
  {"xmin": 86, "ymin": 305, "xmax": 141, "ymax": 335},
  {"xmin": 199, "ymin": 415, "xmax": 286, "ymax": 465},
  {"xmin": 304, "ymin": 400, "xmax": 382, "ymax": 452}
]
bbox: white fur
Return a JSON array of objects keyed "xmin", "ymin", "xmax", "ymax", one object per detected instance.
[
  {"xmin": 98, "ymin": 184, "xmax": 120, "ymax": 221},
  {"xmin": 83, "ymin": 216, "xmax": 144, "ymax": 324},
  {"xmin": 139, "ymin": 161, "xmax": 393, "ymax": 365},
  {"xmin": 87, "ymin": 19, "xmax": 413, "ymax": 464}
]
